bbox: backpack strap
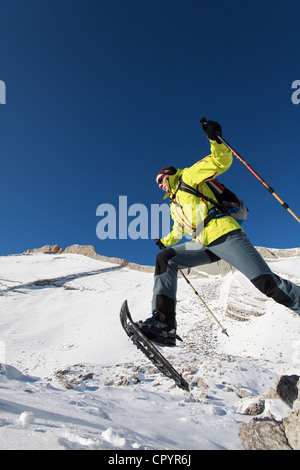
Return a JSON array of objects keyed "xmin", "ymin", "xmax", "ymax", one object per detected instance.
[
  {"xmin": 171, "ymin": 177, "xmax": 228, "ymax": 213},
  {"xmin": 170, "ymin": 177, "xmax": 232, "ymax": 238}
]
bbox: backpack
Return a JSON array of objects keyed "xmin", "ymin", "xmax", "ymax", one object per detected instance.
[
  {"xmin": 171, "ymin": 177, "xmax": 248, "ymax": 235},
  {"xmin": 206, "ymin": 179, "xmax": 248, "ymax": 225}
]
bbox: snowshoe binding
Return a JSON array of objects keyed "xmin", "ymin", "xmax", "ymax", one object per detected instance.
[{"xmin": 137, "ymin": 313, "xmax": 182, "ymax": 347}]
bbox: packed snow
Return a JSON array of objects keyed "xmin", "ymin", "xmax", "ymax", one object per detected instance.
[{"xmin": 0, "ymin": 250, "xmax": 299, "ymax": 450}]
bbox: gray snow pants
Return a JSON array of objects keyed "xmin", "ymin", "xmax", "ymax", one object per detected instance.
[{"xmin": 152, "ymin": 229, "xmax": 300, "ymax": 327}]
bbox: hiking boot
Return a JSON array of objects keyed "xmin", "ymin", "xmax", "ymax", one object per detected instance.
[{"xmin": 137, "ymin": 313, "xmax": 181, "ymax": 347}]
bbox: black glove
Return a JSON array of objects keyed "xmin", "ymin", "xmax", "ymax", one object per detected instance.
[
  {"xmin": 201, "ymin": 119, "xmax": 222, "ymax": 143},
  {"xmin": 155, "ymin": 238, "xmax": 165, "ymax": 250}
]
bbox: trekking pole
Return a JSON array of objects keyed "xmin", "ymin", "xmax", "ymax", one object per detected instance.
[
  {"xmin": 200, "ymin": 117, "xmax": 300, "ymax": 224},
  {"xmin": 178, "ymin": 268, "xmax": 229, "ymax": 337}
]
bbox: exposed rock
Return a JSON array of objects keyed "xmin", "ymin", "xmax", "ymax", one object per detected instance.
[
  {"xmin": 197, "ymin": 378, "xmax": 209, "ymax": 390},
  {"xmin": 293, "ymin": 381, "xmax": 300, "ymax": 414},
  {"xmin": 236, "ymin": 388, "xmax": 254, "ymax": 399},
  {"xmin": 22, "ymin": 244, "xmax": 299, "ymax": 276},
  {"xmin": 255, "ymin": 247, "xmax": 278, "ymax": 260},
  {"xmin": 261, "ymin": 387, "xmax": 277, "ymax": 400},
  {"xmin": 283, "ymin": 408, "xmax": 300, "ymax": 450},
  {"xmin": 235, "ymin": 382, "xmax": 254, "ymax": 399},
  {"xmin": 276, "ymin": 375, "xmax": 299, "ymax": 409},
  {"xmin": 238, "ymin": 399, "xmax": 265, "ymax": 416},
  {"xmin": 23, "ymin": 244, "xmax": 151, "ymax": 272},
  {"xmin": 267, "ymin": 247, "xmax": 300, "ymax": 258},
  {"xmin": 52, "ymin": 366, "xmax": 95, "ymax": 389},
  {"xmin": 61, "ymin": 244, "xmax": 128, "ymax": 267},
  {"xmin": 23, "ymin": 245, "xmax": 63, "ymax": 255},
  {"xmin": 239, "ymin": 375, "xmax": 300, "ymax": 450},
  {"xmin": 282, "ymin": 379, "xmax": 300, "ymax": 450},
  {"xmin": 63, "ymin": 244, "xmax": 97, "ymax": 257},
  {"xmin": 239, "ymin": 417, "xmax": 292, "ymax": 450}
]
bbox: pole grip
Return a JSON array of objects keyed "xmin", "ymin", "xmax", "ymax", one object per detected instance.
[{"xmin": 200, "ymin": 117, "xmax": 222, "ymax": 142}]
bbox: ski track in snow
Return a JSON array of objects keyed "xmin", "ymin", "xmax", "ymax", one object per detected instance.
[{"xmin": 0, "ymin": 251, "xmax": 299, "ymax": 450}]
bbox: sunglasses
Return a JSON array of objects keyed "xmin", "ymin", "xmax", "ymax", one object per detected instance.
[{"xmin": 157, "ymin": 174, "xmax": 165, "ymax": 185}]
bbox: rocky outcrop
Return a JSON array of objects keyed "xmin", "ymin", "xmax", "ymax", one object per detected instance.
[
  {"xmin": 23, "ymin": 244, "xmax": 153, "ymax": 272},
  {"xmin": 23, "ymin": 244, "xmax": 299, "ymax": 276},
  {"xmin": 239, "ymin": 375, "xmax": 300, "ymax": 450},
  {"xmin": 276, "ymin": 375, "xmax": 299, "ymax": 409},
  {"xmin": 239, "ymin": 417, "xmax": 292, "ymax": 450},
  {"xmin": 23, "ymin": 245, "xmax": 63, "ymax": 255},
  {"xmin": 63, "ymin": 244, "xmax": 128, "ymax": 267}
]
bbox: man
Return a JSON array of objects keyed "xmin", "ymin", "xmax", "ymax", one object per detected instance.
[{"xmin": 139, "ymin": 119, "xmax": 300, "ymax": 346}]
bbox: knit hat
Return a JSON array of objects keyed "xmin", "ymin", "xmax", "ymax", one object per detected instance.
[{"xmin": 155, "ymin": 166, "xmax": 177, "ymax": 181}]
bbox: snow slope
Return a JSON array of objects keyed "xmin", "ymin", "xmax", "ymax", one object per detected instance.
[{"xmin": 0, "ymin": 251, "xmax": 299, "ymax": 450}]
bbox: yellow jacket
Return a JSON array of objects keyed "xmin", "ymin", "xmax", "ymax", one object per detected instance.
[{"xmin": 161, "ymin": 139, "xmax": 242, "ymax": 247}]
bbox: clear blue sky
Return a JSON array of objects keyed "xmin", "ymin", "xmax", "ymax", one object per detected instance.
[{"xmin": 1, "ymin": 0, "xmax": 299, "ymax": 266}]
